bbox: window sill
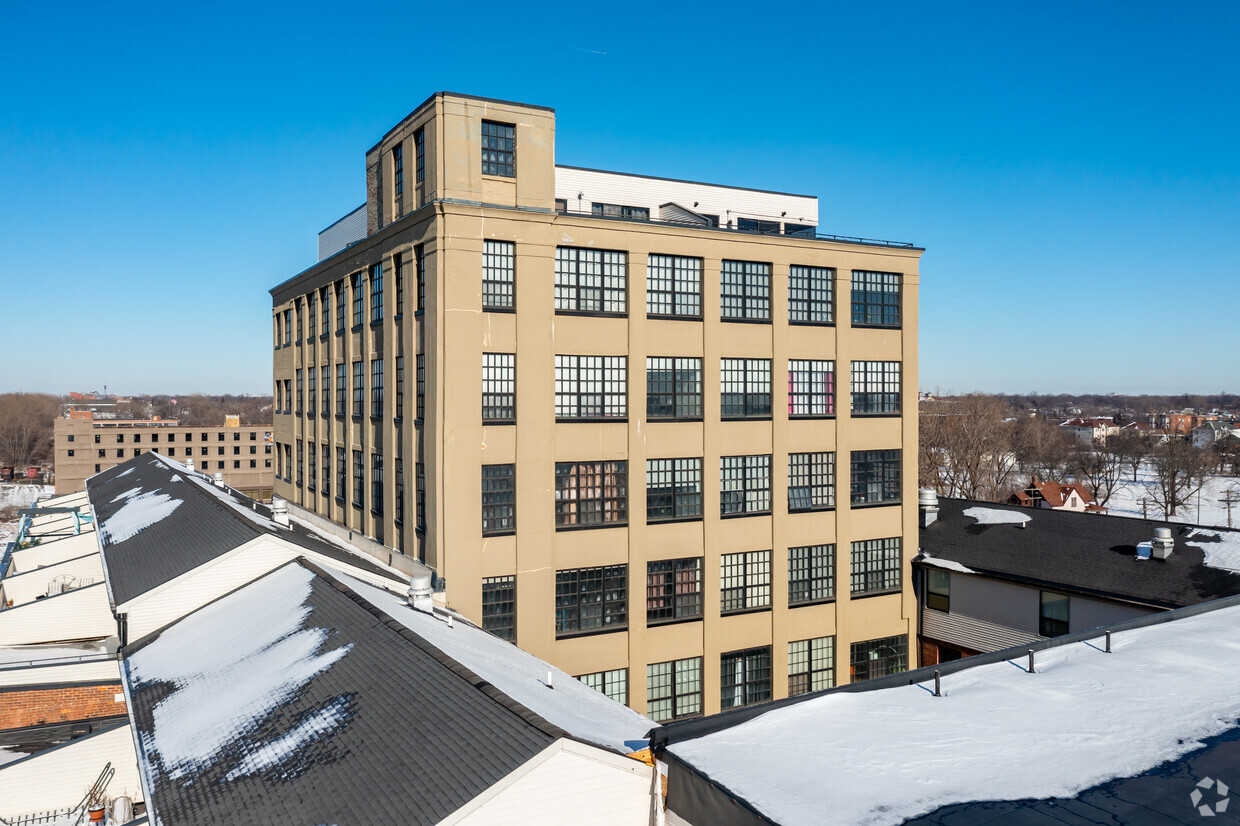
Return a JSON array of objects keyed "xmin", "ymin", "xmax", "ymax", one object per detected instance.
[
  {"xmin": 306, "ymin": 337, "xmax": 316, "ymax": 344},
  {"xmin": 788, "ymin": 320, "xmax": 836, "ymax": 328},
  {"xmin": 646, "ymin": 615, "xmax": 703, "ymax": 629},
  {"xmin": 320, "ymin": 333, "xmax": 330, "ymax": 342},
  {"xmin": 789, "ymin": 506, "xmax": 836, "ymax": 514},
  {"xmin": 555, "ymin": 309, "xmax": 629, "ymax": 319},
  {"xmin": 352, "ymin": 415, "xmax": 363, "ymax": 422},
  {"xmin": 335, "ymin": 330, "xmax": 344, "ymax": 337},
  {"xmin": 482, "ymin": 530, "xmax": 516, "ymax": 538},
  {"xmin": 720, "ymin": 511, "xmax": 771, "ymax": 520},
  {"xmin": 646, "ymin": 516, "xmax": 703, "ymax": 526},
  {"xmin": 554, "ymin": 522, "xmax": 628, "ymax": 533},
  {"xmin": 720, "ymin": 317, "xmax": 772, "ymax": 325},
  {"xmin": 851, "ymin": 589, "xmax": 902, "ymax": 600},
  {"xmin": 370, "ymin": 508, "xmax": 383, "ymax": 517},
  {"xmin": 721, "ymin": 607, "xmax": 772, "ymax": 618},
  {"xmin": 370, "ymin": 320, "xmax": 383, "ymax": 328},
  {"xmin": 556, "ymin": 418, "xmax": 628, "ymax": 424},
  {"xmin": 646, "ymin": 416, "xmax": 704, "ymax": 424},
  {"xmin": 414, "ymin": 310, "xmax": 425, "ymax": 318},
  {"xmin": 352, "ymin": 501, "xmax": 363, "ymax": 510},
  {"xmin": 483, "ymin": 306, "xmax": 517, "ymax": 314},
  {"xmin": 482, "ymin": 419, "xmax": 516, "ymax": 426},
  {"xmin": 370, "ymin": 415, "xmax": 383, "ymax": 422},
  {"xmin": 789, "ymin": 415, "xmax": 836, "ymax": 421},
  {"xmin": 393, "ymin": 313, "xmax": 403, "ymax": 321},
  {"xmin": 555, "ymin": 626, "xmax": 628, "ymax": 640},
  {"xmin": 789, "ymin": 597, "xmax": 837, "ymax": 609},
  {"xmin": 721, "ymin": 416, "xmax": 772, "ymax": 422},
  {"xmin": 850, "ymin": 412, "xmax": 903, "ymax": 418},
  {"xmin": 850, "ymin": 500, "xmax": 902, "ymax": 510},
  {"xmin": 335, "ymin": 497, "xmax": 345, "ymax": 505},
  {"xmin": 351, "ymin": 324, "xmax": 363, "ymax": 333},
  {"xmin": 851, "ymin": 323, "xmax": 902, "ymax": 330},
  {"xmin": 646, "ymin": 314, "xmax": 703, "ymax": 322}
]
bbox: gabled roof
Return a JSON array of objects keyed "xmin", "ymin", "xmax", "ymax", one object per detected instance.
[
  {"xmin": 125, "ymin": 560, "xmax": 566, "ymax": 825},
  {"xmin": 1023, "ymin": 477, "xmax": 1094, "ymax": 507},
  {"xmin": 86, "ymin": 453, "xmax": 402, "ymax": 605},
  {"xmin": 920, "ymin": 498, "xmax": 1240, "ymax": 608}
]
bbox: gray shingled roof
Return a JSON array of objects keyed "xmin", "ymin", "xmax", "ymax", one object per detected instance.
[
  {"xmin": 919, "ymin": 498, "xmax": 1240, "ymax": 608},
  {"xmin": 125, "ymin": 560, "xmax": 565, "ymax": 825},
  {"xmin": 86, "ymin": 453, "xmax": 401, "ymax": 605}
]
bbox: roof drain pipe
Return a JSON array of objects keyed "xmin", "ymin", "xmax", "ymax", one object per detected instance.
[
  {"xmin": 271, "ymin": 497, "xmax": 290, "ymax": 528},
  {"xmin": 407, "ymin": 573, "xmax": 434, "ymax": 613}
]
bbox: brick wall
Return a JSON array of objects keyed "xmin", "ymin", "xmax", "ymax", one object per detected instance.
[{"xmin": 0, "ymin": 683, "xmax": 126, "ymax": 730}]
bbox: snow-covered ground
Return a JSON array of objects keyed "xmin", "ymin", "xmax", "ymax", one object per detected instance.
[
  {"xmin": 1103, "ymin": 464, "xmax": 1240, "ymax": 528},
  {"xmin": 0, "ymin": 484, "xmax": 55, "ymax": 548}
]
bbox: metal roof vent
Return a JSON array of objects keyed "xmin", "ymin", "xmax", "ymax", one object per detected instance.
[
  {"xmin": 186, "ymin": 459, "xmax": 195, "ymax": 472},
  {"xmin": 407, "ymin": 573, "xmax": 434, "ymax": 613},
  {"xmin": 213, "ymin": 472, "xmax": 225, "ymax": 488},
  {"xmin": 271, "ymin": 497, "xmax": 290, "ymax": 528},
  {"xmin": 919, "ymin": 488, "xmax": 939, "ymax": 528},
  {"xmin": 1152, "ymin": 526, "xmax": 1174, "ymax": 559}
]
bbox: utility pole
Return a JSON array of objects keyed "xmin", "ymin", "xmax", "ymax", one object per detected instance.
[{"xmin": 1221, "ymin": 488, "xmax": 1240, "ymax": 530}]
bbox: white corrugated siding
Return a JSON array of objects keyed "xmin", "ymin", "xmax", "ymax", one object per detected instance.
[
  {"xmin": 922, "ymin": 607, "xmax": 1041, "ymax": 653},
  {"xmin": 2, "ymin": 554, "xmax": 104, "ymax": 605},
  {"xmin": 446, "ymin": 741, "xmax": 653, "ymax": 826},
  {"xmin": 0, "ymin": 657, "xmax": 119, "ymax": 688},
  {"xmin": 0, "ymin": 724, "xmax": 143, "ymax": 817},
  {"xmin": 318, "ymin": 205, "xmax": 367, "ymax": 261},
  {"xmin": 0, "ymin": 584, "xmax": 113, "ymax": 645},
  {"xmin": 555, "ymin": 167, "xmax": 818, "ymax": 229},
  {"xmin": 8, "ymin": 533, "xmax": 99, "ymax": 573}
]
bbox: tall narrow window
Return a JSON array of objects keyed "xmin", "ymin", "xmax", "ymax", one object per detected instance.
[
  {"xmin": 416, "ymin": 459, "xmax": 426, "ymax": 529},
  {"xmin": 294, "ymin": 302, "xmax": 302, "ymax": 342},
  {"xmin": 720, "ymin": 455, "xmax": 771, "ymax": 516},
  {"xmin": 647, "ymin": 254, "xmax": 702, "ymax": 318},
  {"xmin": 720, "ymin": 647, "xmax": 771, "ymax": 709},
  {"xmin": 482, "ymin": 464, "xmax": 516, "ymax": 535},
  {"xmin": 482, "ymin": 576, "xmax": 516, "ymax": 642},
  {"xmin": 720, "ymin": 260, "xmax": 771, "ymax": 321},
  {"xmin": 851, "ymin": 270, "xmax": 901, "ymax": 326},
  {"xmin": 395, "ymin": 356, "xmax": 404, "ymax": 420},
  {"xmin": 927, "ymin": 569, "xmax": 950, "ymax": 612},
  {"xmin": 481, "ymin": 120, "xmax": 515, "ymax": 177},
  {"xmin": 1040, "ymin": 591, "xmax": 1070, "ymax": 637},
  {"xmin": 370, "ymin": 263, "xmax": 383, "ymax": 323},
  {"xmin": 850, "ymin": 449, "xmax": 901, "ymax": 505},
  {"xmin": 788, "ymin": 452, "xmax": 835, "ymax": 511},
  {"xmin": 788, "ymin": 637, "xmax": 835, "ymax": 696},
  {"xmin": 335, "ymin": 281, "xmax": 345, "ymax": 332},
  {"xmin": 351, "ymin": 273, "xmax": 364, "ymax": 327},
  {"xmin": 392, "ymin": 144, "xmax": 404, "ymax": 204},
  {"xmin": 789, "ymin": 544, "xmax": 835, "ymax": 605},
  {"xmin": 647, "ymin": 657, "xmax": 702, "ymax": 723},
  {"xmin": 306, "ymin": 292, "xmax": 316, "ymax": 338},
  {"xmin": 352, "ymin": 362, "xmax": 364, "ymax": 417},
  {"xmin": 645, "ymin": 458, "xmax": 702, "ymax": 521},
  {"xmin": 296, "ymin": 369, "xmax": 303, "ymax": 413},
  {"xmin": 851, "ymin": 361, "xmax": 901, "ymax": 415},
  {"xmin": 554, "ymin": 355, "xmax": 627, "ymax": 419},
  {"xmin": 415, "ymin": 244, "xmax": 425, "ymax": 312},
  {"xmin": 394, "ymin": 252, "xmax": 404, "ymax": 317},
  {"xmin": 394, "ymin": 457, "xmax": 404, "ymax": 524},
  {"xmin": 482, "ymin": 353, "xmax": 516, "ymax": 422},
  {"xmin": 554, "ymin": 461, "xmax": 627, "ymax": 528},
  {"xmin": 283, "ymin": 309, "xmax": 292, "ymax": 346},
  {"xmin": 335, "ymin": 363, "xmax": 346, "ymax": 414},
  {"xmin": 307, "ymin": 370, "xmax": 316, "ymax": 415},
  {"xmin": 646, "ymin": 357, "xmax": 702, "ymax": 419},
  {"xmin": 322, "ymin": 445, "xmax": 331, "ymax": 496},
  {"xmin": 296, "ymin": 441, "xmax": 303, "ymax": 487},
  {"xmin": 850, "ymin": 537, "xmax": 902, "ymax": 596},
  {"xmin": 789, "ymin": 265, "xmax": 834, "ymax": 324},
  {"xmin": 483, "ymin": 240, "xmax": 515, "ymax": 310},
  {"xmin": 307, "ymin": 448, "xmax": 316, "ymax": 491},
  {"xmin": 336, "ymin": 447, "xmax": 346, "ymax": 502},
  {"xmin": 371, "ymin": 452, "xmax": 383, "ymax": 514},
  {"xmin": 721, "ymin": 359, "xmax": 771, "ymax": 418},
  {"xmin": 555, "ymin": 565, "xmax": 627, "ymax": 636},
  {"xmin": 371, "ymin": 358, "xmax": 384, "ymax": 417},
  {"xmin": 788, "ymin": 360, "xmax": 835, "ymax": 417},
  {"xmin": 646, "ymin": 558, "xmax": 703, "ymax": 624},
  {"xmin": 352, "ymin": 450, "xmax": 364, "ymax": 508},
  {"xmin": 554, "ymin": 248, "xmax": 627, "ymax": 314},
  {"xmin": 416, "ymin": 354, "xmax": 426, "ymax": 420},
  {"xmin": 721, "ymin": 550, "xmax": 771, "ymax": 614},
  {"xmin": 320, "ymin": 286, "xmax": 330, "ymax": 334},
  {"xmin": 414, "ymin": 128, "xmax": 425, "ymax": 183}
]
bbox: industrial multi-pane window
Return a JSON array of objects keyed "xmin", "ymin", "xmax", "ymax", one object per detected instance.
[
  {"xmin": 554, "ymin": 355, "xmax": 627, "ymax": 419},
  {"xmin": 482, "ymin": 576, "xmax": 516, "ymax": 643},
  {"xmin": 482, "ymin": 353, "xmax": 516, "ymax": 422},
  {"xmin": 577, "ymin": 669, "xmax": 628, "ymax": 705},
  {"xmin": 284, "ymin": 380, "xmax": 292, "ymax": 414},
  {"xmin": 296, "ymin": 370, "xmax": 303, "ymax": 413},
  {"xmin": 554, "ymin": 565, "xmax": 627, "ymax": 636},
  {"xmin": 482, "ymin": 240, "xmax": 515, "ymax": 311},
  {"xmin": 481, "ymin": 120, "xmax": 515, "ymax": 177},
  {"xmin": 320, "ymin": 286, "xmax": 330, "ymax": 333},
  {"xmin": 352, "ymin": 362, "xmax": 364, "ymax": 417},
  {"xmin": 850, "ymin": 635, "xmax": 907, "ymax": 682},
  {"xmin": 370, "ymin": 263, "xmax": 383, "ymax": 323},
  {"xmin": 720, "ymin": 646, "xmax": 772, "ymax": 709},
  {"xmin": 308, "ymin": 449, "xmax": 316, "ymax": 491},
  {"xmin": 283, "ymin": 309, "xmax": 291, "ymax": 346},
  {"xmin": 1040, "ymin": 591, "xmax": 1070, "ymax": 637},
  {"xmin": 554, "ymin": 461, "xmax": 627, "ymax": 528},
  {"xmin": 295, "ymin": 303, "xmax": 302, "ymax": 342},
  {"xmin": 721, "ymin": 358, "xmax": 771, "ymax": 419},
  {"xmin": 646, "ymin": 357, "xmax": 702, "ymax": 419},
  {"xmin": 646, "ymin": 558, "xmax": 703, "ymax": 624},
  {"xmin": 415, "ymin": 244, "xmax": 425, "ymax": 312},
  {"xmin": 394, "ymin": 253, "xmax": 404, "ymax": 317},
  {"xmin": 371, "ymin": 453, "xmax": 383, "ymax": 515},
  {"xmin": 414, "ymin": 128, "xmax": 425, "ymax": 183},
  {"xmin": 720, "ymin": 454, "xmax": 771, "ymax": 516},
  {"xmin": 352, "ymin": 450, "xmax": 364, "ymax": 508},
  {"xmin": 647, "ymin": 254, "xmax": 702, "ymax": 318},
  {"xmin": 416, "ymin": 355, "xmax": 425, "ymax": 420},
  {"xmin": 646, "ymin": 458, "xmax": 702, "ymax": 522},
  {"xmin": 647, "ymin": 657, "xmax": 702, "ymax": 723},
  {"xmin": 789, "ymin": 265, "xmax": 834, "ymax": 324},
  {"xmin": 721, "ymin": 550, "xmax": 771, "ymax": 614},
  {"xmin": 334, "ymin": 281, "xmax": 345, "ymax": 331},
  {"xmin": 851, "ymin": 361, "xmax": 901, "ymax": 415},
  {"xmin": 850, "ymin": 537, "xmax": 902, "ymax": 596},
  {"xmin": 926, "ymin": 569, "xmax": 950, "ymax": 612},
  {"xmin": 395, "ymin": 356, "xmax": 404, "ymax": 420},
  {"xmin": 788, "ymin": 452, "xmax": 835, "ymax": 511},
  {"xmin": 788, "ymin": 637, "xmax": 835, "ymax": 696},
  {"xmin": 415, "ymin": 461, "xmax": 426, "ymax": 529},
  {"xmin": 306, "ymin": 293, "xmax": 316, "ymax": 337},
  {"xmin": 481, "ymin": 464, "xmax": 516, "ymax": 535},
  {"xmin": 392, "ymin": 144, "xmax": 403, "ymax": 200},
  {"xmin": 307, "ymin": 371, "xmax": 316, "ymax": 415},
  {"xmin": 321, "ymin": 445, "xmax": 330, "ymax": 496},
  {"xmin": 336, "ymin": 448, "xmax": 346, "ymax": 502},
  {"xmin": 720, "ymin": 260, "xmax": 771, "ymax": 321},
  {"xmin": 351, "ymin": 273, "xmax": 364, "ymax": 327},
  {"xmin": 851, "ymin": 270, "xmax": 901, "ymax": 327},
  {"xmin": 789, "ymin": 544, "xmax": 835, "ymax": 606},
  {"xmin": 335, "ymin": 364, "xmax": 346, "ymax": 414},
  {"xmin": 851, "ymin": 449, "xmax": 901, "ymax": 505},
  {"xmin": 788, "ymin": 360, "xmax": 835, "ymax": 417},
  {"xmin": 371, "ymin": 359, "xmax": 384, "ymax": 417},
  {"xmin": 554, "ymin": 247, "xmax": 627, "ymax": 314},
  {"xmin": 592, "ymin": 202, "xmax": 649, "ymax": 220},
  {"xmin": 394, "ymin": 458, "xmax": 404, "ymax": 524},
  {"xmin": 296, "ymin": 441, "xmax": 303, "ymax": 487}
]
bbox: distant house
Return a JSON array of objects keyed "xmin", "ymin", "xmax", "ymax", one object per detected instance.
[
  {"xmin": 1060, "ymin": 417, "xmax": 1118, "ymax": 446},
  {"xmin": 1008, "ymin": 477, "xmax": 1099, "ymax": 512},
  {"xmin": 1193, "ymin": 420, "xmax": 1240, "ymax": 449}
]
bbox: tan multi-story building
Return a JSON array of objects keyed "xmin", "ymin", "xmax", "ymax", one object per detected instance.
[
  {"xmin": 270, "ymin": 92, "xmax": 922, "ymax": 720},
  {"xmin": 54, "ymin": 413, "xmax": 274, "ymax": 500}
]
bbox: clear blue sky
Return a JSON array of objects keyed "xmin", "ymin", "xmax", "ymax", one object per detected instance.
[{"xmin": 2, "ymin": 1, "xmax": 1237, "ymax": 396}]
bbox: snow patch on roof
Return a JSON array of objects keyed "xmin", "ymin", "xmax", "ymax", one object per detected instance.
[
  {"xmin": 183, "ymin": 472, "xmax": 276, "ymax": 532},
  {"xmin": 324, "ymin": 570, "xmax": 653, "ymax": 752},
  {"xmin": 668, "ymin": 605, "xmax": 1240, "ymax": 826},
  {"xmin": 127, "ymin": 563, "xmax": 352, "ymax": 781},
  {"xmin": 1187, "ymin": 530, "xmax": 1240, "ymax": 574},
  {"xmin": 101, "ymin": 490, "xmax": 183, "ymax": 545},
  {"xmin": 964, "ymin": 506, "xmax": 1032, "ymax": 526},
  {"xmin": 113, "ymin": 468, "xmax": 133, "ymax": 480},
  {"xmin": 921, "ymin": 555, "xmax": 975, "ymax": 574}
]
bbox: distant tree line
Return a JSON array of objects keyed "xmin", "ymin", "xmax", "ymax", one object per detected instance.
[
  {"xmin": 0, "ymin": 393, "xmax": 61, "ymax": 469},
  {"xmin": 990, "ymin": 392, "xmax": 1239, "ymax": 419},
  {"xmin": 120, "ymin": 395, "xmax": 272, "ymax": 426}
]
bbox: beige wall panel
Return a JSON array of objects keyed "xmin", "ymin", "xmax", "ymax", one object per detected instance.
[
  {"xmin": 641, "ymin": 423, "xmax": 704, "ymax": 458},
  {"xmin": 553, "ymin": 631, "xmax": 631, "ymax": 677},
  {"xmin": 848, "ymin": 505, "xmax": 905, "ymax": 541},
  {"xmin": 641, "ymin": 522, "xmax": 706, "ymax": 560},
  {"xmin": 552, "ymin": 316, "xmax": 629, "ymax": 354},
  {"xmin": 851, "ymin": 328, "xmax": 904, "ymax": 359},
  {"xmin": 552, "ymin": 424, "xmax": 629, "ymax": 460},
  {"xmin": 785, "ymin": 326, "xmax": 838, "ymax": 359},
  {"xmin": 716, "ymin": 611, "xmax": 775, "ymax": 652},
  {"xmin": 785, "ymin": 603, "xmax": 839, "ymax": 639},
  {"xmin": 785, "ymin": 419, "xmax": 837, "ymax": 453},
  {"xmin": 643, "ymin": 320, "xmax": 704, "ymax": 355},
  {"xmin": 848, "ymin": 417, "xmax": 904, "ymax": 449},
  {"xmin": 479, "ymin": 424, "xmax": 517, "ymax": 462},
  {"xmin": 553, "ymin": 528, "xmax": 630, "ymax": 568},
  {"xmin": 715, "ymin": 516, "xmax": 773, "ymax": 555},
  {"xmin": 714, "ymin": 421, "xmax": 773, "ymax": 454},
  {"xmin": 480, "ymin": 535, "xmax": 517, "ymax": 578},
  {"xmin": 783, "ymin": 511, "xmax": 838, "ymax": 548},
  {"xmin": 717, "ymin": 323, "xmax": 773, "ymax": 357}
]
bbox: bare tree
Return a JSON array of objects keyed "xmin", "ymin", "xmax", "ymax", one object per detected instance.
[
  {"xmin": 1013, "ymin": 416, "xmax": 1074, "ymax": 484},
  {"xmin": 0, "ymin": 393, "xmax": 62, "ymax": 468},
  {"xmin": 1109, "ymin": 430, "xmax": 1153, "ymax": 482},
  {"xmin": 919, "ymin": 395, "xmax": 1018, "ymax": 501},
  {"xmin": 1071, "ymin": 444, "xmax": 1123, "ymax": 507},
  {"xmin": 1147, "ymin": 439, "xmax": 1215, "ymax": 519}
]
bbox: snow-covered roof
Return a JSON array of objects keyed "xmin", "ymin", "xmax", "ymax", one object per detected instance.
[
  {"xmin": 660, "ymin": 600, "xmax": 1240, "ymax": 826},
  {"xmin": 962, "ymin": 506, "xmax": 1031, "ymax": 526}
]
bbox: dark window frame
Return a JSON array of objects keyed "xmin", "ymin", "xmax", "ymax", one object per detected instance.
[
  {"xmin": 646, "ymin": 254, "xmax": 702, "ymax": 319},
  {"xmin": 721, "ymin": 358, "xmax": 771, "ymax": 419},
  {"xmin": 850, "ymin": 449, "xmax": 901, "ymax": 506},
  {"xmin": 788, "ymin": 636, "xmax": 836, "ymax": 696},
  {"xmin": 851, "ymin": 361, "xmax": 901, "ymax": 415},
  {"xmin": 646, "ymin": 557, "xmax": 703, "ymax": 625},
  {"xmin": 720, "ymin": 260, "xmax": 771, "ymax": 322},
  {"xmin": 1040, "ymin": 591, "xmax": 1070, "ymax": 637},
  {"xmin": 483, "ymin": 240, "xmax": 516, "ymax": 311},
  {"xmin": 720, "ymin": 646, "xmax": 772, "ymax": 709},
  {"xmin": 646, "ymin": 357, "xmax": 702, "ymax": 419},
  {"xmin": 851, "ymin": 270, "xmax": 901, "ymax": 327},
  {"xmin": 482, "ymin": 576, "xmax": 517, "ymax": 642},
  {"xmin": 720, "ymin": 454, "xmax": 771, "ymax": 517},
  {"xmin": 646, "ymin": 457, "xmax": 703, "ymax": 522},
  {"xmin": 554, "ymin": 355, "xmax": 627, "ymax": 420},
  {"xmin": 927, "ymin": 569, "xmax": 951, "ymax": 612},
  {"xmin": 788, "ymin": 452, "xmax": 835, "ymax": 512},
  {"xmin": 850, "ymin": 635, "xmax": 908, "ymax": 683},
  {"xmin": 721, "ymin": 550, "xmax": 772, "ymax": 615},
  {"xmin": 482, "ymin": 464, "xmax": 516, "ymax": 536},
  {"xmin": 555, "ymin": 565, "xmax": 627, "ymax": 637},
  {"xmin": 850, "ymin": 537, "xmax": 902, "ymax": 596},
  {"xmin": 554, "ymin": 460, "xmax": 627, "ymax": 529},
  {"xmin": 647, "ymin": 657, "xmax": 703, "ymax": 723},
  {"xmin": 789, "ymin": 543, "xmax": 836, "ymax": 606},
  {"xmin": 482, "ymin": 353, "xmax": 516, "ymax": 423},
  {"xmin": 789, "ymin": 265, "xmax": 835, "ymax": 324},
  {"xmin": 554, "ymin": 247, "xmax": 628, "ymax": 315},
  {"xmin": 788, "ymin": 359, "xmax": 835, "ymax": 417},
  {"xmin": 481, "ymin": 120, "xmax": 515, "ymax": 177}
]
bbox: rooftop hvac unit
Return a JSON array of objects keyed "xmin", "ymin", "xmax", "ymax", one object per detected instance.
[{"xmin": 46, "ymin": 574, "xmax": 78, "ymax": 596}]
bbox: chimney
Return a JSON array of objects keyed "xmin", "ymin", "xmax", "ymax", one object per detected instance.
[
  {"xmin": 271, "ymin": 497, "xmax": 290, "ymax": 527},
  {"xmin": 213, "ymin": 472, "xmax": 225, "ymax": 488},
  {"xmin": 407, "ymin": 573, "xmax": 434, "ymax": 613},
  {"xmin": 919, "ymin": 488, "xmax": 939, "ymax": 528},
  {"xmin": 1151, "ymin": 526, "xmax": 1174, "ymax": 559}
]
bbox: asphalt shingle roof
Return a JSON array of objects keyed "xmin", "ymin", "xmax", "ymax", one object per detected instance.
[
  {"xmin": 87, "ymin": 453, "xmax": 401, "ymax": 605},
  {"xmin": 126, "ymin": 560, "xmax": 563, "ymax": 825},
  {"xmin": 920, "ymin": 498, "xmax": 1240, "ymax": 608}
]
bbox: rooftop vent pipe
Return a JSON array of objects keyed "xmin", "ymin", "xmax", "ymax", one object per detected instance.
[
  {"xmin": 213, "ymin": 472, "xmax": 225, "ymax": 488},
  {"xmin": 271, "ymin": 497, "xmax": 290, "ymax": 528},
  {"xmin": 1151, "ymin": 526, "xmax": 1174, "ymax": 559},
  {"xmin": 919, "ymin": 488, "xmax": 939, "ymax": 528},
  {"xmin": 407, "ymin": 573, "xmax": 434, "ymax": 613},
  {"xmin": 186, "ymin": 459, "xmax": 195, "ymax": 472}
]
